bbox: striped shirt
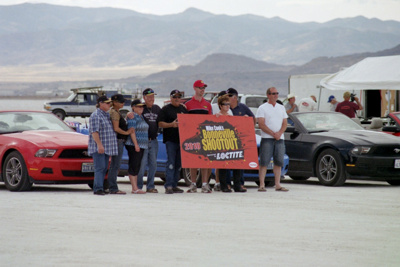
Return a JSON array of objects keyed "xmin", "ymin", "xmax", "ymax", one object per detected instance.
[
  {"xmin": 126, "ymin": 113, "xmax": 149, "ymax": 149},
  {"xmin": 88, "ymin": 108, "xmax": 118, "ymax": 156}
]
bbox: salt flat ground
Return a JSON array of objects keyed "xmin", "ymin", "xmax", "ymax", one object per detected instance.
[{"xmin": 0, "ymin": 177, "xmax": 399, "ymax": 267}]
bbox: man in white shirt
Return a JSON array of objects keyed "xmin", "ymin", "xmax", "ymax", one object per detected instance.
[{"xmin": 256, "ymin": 87, "xmax": 289, "ymax": 192}]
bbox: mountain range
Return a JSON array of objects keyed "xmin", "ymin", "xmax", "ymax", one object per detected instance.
[{"xmin": 1, "ymin": 3, "xmax": 400, "ymax": 68}]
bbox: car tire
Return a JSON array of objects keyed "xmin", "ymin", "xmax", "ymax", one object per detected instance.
[
  {"xmin": 289, "ymin": 176, "xmax": 310, "ymax": 181},
  {"xmin": 316, "ymin": 148, "xmax": 346, "ymax": 186},
  {"xmin": 3, "ymin": 151, "xmax": 32, "ymax": 191},
  {"xmin": 386, "ymin": 180, "xmax": 400, "ymax": 186},
  {"xmin": 53, "ymin": 109, "xmax": 66, "ymax": 120}
]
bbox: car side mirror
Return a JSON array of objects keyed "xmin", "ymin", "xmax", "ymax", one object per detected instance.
[{"xmin": 382, "ymin": 126, "xmax": 399, "ymax": 132}]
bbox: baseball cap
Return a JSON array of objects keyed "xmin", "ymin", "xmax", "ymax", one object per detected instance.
[
  {"xmin": 170, "ymin": 89, "xmax": 182, "ymax": 97},
  {"xmin": 193, "ymin": 80, "xmax": 207, "ymax": 88},
  {"xmin": 328, "ymin": 95, "xmax": 335, "ymax": 103},
  {"xmin": 217, "ymin": 90, "xmax": 228, "ymax": 97},
  {"xmin": 287, "ymin": 93, "xmax": 296, "ymax": 100},
  {"xmin": 131, "ymin": 99, "xmax": 145, "ymax": 107},
  {"xmin": 111, "ymin": 94, "xmax": 126, "ymax": 103},
  {"xmin": 143, "ymin": 88, "xmax": 157, "ymax": 96},
  {"xmin": 226, "ymin": 88, "xmax": 238, "ymax": 96},
  {"xmin": 97, "ymin": 95, "xmax": 112, "ymax": 104}
]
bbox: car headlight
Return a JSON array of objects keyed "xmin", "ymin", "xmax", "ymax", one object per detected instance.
[
  {"xmin": 351, "ymin": 146, "xmax": 371, "ymax": 155},
  {"xmin": 35, "ymin": 149, "xmax": 57, "ymax": 158}
]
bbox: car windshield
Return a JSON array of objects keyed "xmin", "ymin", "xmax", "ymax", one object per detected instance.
[
  {"xmin": 293, "ymin": 112, "xmax": 364, "ymax": 132},
  {"xmin": 0, "ymin": 112, "xmax": 74, "ymax": 133}
]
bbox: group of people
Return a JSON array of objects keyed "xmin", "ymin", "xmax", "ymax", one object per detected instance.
[
  {"xmin": 88, "ymin": 80, "xmax": 290, "ymax": 195},
  {"xmin": 284, "ymin": 91, "xmax": 363, "ymax": 118}
]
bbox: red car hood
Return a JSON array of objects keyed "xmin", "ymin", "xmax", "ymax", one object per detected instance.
[{"xmin": 8, "ymin": 131, "xmax": 89, "ymax": 147}]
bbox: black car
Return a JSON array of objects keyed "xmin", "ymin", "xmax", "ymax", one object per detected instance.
[{"xmin": 284, "ymin": 112, "xmax": 400, "ymax": 186}]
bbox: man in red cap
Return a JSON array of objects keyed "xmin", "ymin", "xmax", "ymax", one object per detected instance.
[{"xmin": 185, "ymin": 80, "xmax": 213, "ymax": 193}]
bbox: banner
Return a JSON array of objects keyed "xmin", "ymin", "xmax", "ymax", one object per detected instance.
[{"xmin": 178, "ymin": 114, "xmax": 259, "ymax": 170}]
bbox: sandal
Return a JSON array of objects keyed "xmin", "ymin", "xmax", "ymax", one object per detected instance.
[
  {"xmin": 275, "ymin": 187, "xmax": 289, "ymax": 192},
  {"xmin": 110, "ymin": 190, "xmax": 126, "ymax": 195},
  {"xmin": 258, "ymin": 187, "xmax": 266, "ymax": 192},
  {"xmin": 132, "ymin": 189, "xmax": 146, "ymax": 194}
]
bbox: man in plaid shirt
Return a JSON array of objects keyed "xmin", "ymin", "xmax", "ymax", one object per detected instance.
[{"xmin": 88, "ymin": 96, "xmax": 118, "ymax": 195}]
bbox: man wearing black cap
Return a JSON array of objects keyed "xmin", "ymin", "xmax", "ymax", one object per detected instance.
[
  {"xmin": 157, "ymin": 90, "xmax": 188, "ymax": 194},
  {"xmin": 137, "ymin": 88, "xmax": 162, "ymax": 193},
  {"xmin": 107, "ymin": 94, "xmax": 134, "ymax": 195},
  {"xmin": 88, "ymin": 96, "xmax": 118, "ymax": 195},
  {"xmin": 185, "ymin": 80, "xmax": 213, "ymax": 193}
]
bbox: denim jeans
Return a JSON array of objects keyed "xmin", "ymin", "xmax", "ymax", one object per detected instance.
[
  {"xmin": 92, "ymin": 152, "xmax": 110, "ymax": 192},
  {"xmin": 137, "ymin": 139, "xmax": 158, "ymax": 190},
  {"xmin": 108, "ymin": 139, "xmax": 125, "ymax": 192},
  {"xmin": 164, "ymin": 141, "xmax": 181, "ymax": 188}
]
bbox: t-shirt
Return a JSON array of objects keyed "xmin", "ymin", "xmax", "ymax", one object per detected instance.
[
  {"xmin": 126, "ymin": 114, "xmax": 149, "ymax": 149},
  {"xmin": 231, "ymin": 103, "xmax": 255, "ymax": 117},
  {"xmin": 298, "ymin": 97, "xmax": 317, "ymax": 112},
  {"xmin": 185, "ymin": 96, "xmax": 212, "ymax": 114},
  {"xmin": 142, "ymin": 104, "xmax": 161, "ymax": 140},
  {"xmin": 256, "ymin": 102, "xmax": 288, "ymax": 140},
  {"xmin": 284, "ymin": 103, "xmax": 299, "ymax": 113},
  {"xmin": 335, "ymin": 100, "xmax": 359, "ymax": 118},
  {"xmin": 158, "ymin": 104, "xmax": 188, "ymax": 144}
]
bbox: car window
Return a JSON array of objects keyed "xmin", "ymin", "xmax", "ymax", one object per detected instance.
[
  {"xmin": 294, "ymin": 113, "xmax": 364, "ymax": 132},
  {"xmin": 245, "ymin": 97, "xmax": 267, "ymax": 108},
  {"xmin": 0, "ymin": 112, "xmax": 73, "ymax": 133}
]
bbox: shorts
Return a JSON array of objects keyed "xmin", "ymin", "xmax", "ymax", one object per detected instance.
[
  {"xmin": 125, "ymin": 145, "xmax": 144, "ymax": 176},
  {"xmin": 259, "ymin": 138, "xmax": 285, "ymax": 167}
]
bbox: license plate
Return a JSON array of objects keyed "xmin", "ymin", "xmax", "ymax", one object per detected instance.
[
  {"xmin": 395, "ymin": 159, "xmax": 400, "ymax": 169},
  {"xmin": 82, "ymin": 163, "xmax": 94, "ymax": 173}
]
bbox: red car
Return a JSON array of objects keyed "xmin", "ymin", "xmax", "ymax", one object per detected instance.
[
  {"xmin": 0, "ymin": 111, "xmax": 94, "ymax": 191},
  {"xmin": 383, "ymin": 112, "xmax": 400, "ymax": 137}
]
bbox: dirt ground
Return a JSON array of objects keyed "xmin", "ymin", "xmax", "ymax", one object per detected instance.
[{"xmin": 1, "ymin": 177, "xmax": 399, "ymax": 267}]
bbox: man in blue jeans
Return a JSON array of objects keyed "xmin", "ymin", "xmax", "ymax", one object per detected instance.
[
  {"xmin": 157, "ymin": 90, "xmax": 188, "ymax": 194},
  {"xmin": 88, "ymin": 96, "xmax": 118, "ymax": 195},
  {"xmin": 137, "ymin": 88, "xmax": 162, "ymax": 193}
]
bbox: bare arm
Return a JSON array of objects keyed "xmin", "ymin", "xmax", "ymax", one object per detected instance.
[
  {"xmin": 158, "ymin": 120, "xmax": 179, "ymax": 128},
  {"xmin": 112, "ymin": 120, "xmax": 133, "ymax": 135},
  {"xmin": 354, "ymin": 97, "xmax": 363, "ymax": 110}
]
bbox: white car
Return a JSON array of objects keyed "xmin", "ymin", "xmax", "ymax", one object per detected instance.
[{"xmin": 211, "ymin": 94, "xmax": 267, "ymax": 115}]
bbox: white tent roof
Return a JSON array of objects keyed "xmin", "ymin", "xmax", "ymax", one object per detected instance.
[{"xmin": 320, "ymin": 55, "xmax": 400, "ymax": 90}]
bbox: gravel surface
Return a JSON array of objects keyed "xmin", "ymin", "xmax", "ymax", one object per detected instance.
[{"xmin": 1, "ymin": 177, "xmax": 399, "ymax": 267}]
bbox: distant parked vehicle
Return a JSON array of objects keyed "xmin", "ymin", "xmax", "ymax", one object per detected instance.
[
  {"xmin": 211, "ymin": 93, "xmax": 267, "ymax": 115},
  {"xmin": 44, "ymin": 87, "xmax": 133, "ymax": 120}
]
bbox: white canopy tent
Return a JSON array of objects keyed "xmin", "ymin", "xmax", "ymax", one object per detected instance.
[{"xmin": 320, "ymin": 55, "xmax": 400, "ymax": 90}]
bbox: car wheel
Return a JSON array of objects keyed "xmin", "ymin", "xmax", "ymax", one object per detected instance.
[
  {"xmin": 316, "ymin": 149, "xmax": 346, "ymax": 186},
  {"xmin": 3, "ymin": 151, "xmax": 32, "ymax": 191},
  {"xmin": 53, "ymin": 109, "xmax": 66, "ymax": 120},
  {"xmin": 387, "ymin": 180, "xmax": 400, "ymax": 186},
  {"xmin": 181, "ymin": 168, "xmax": 192, "ymax": 186},
  {"xmin": 289, "ymin": 176, "xmax": 310, "ymax": 181},
  {"xmin": 255, "ymin": 180, "xmax": 276, "ymax": 187}
]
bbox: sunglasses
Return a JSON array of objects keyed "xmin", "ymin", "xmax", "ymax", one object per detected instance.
[
  {"xmin": 172, "ymin": 95, "xmax": 182, "ymax": 99},
  {"xmin": 221, "ymin": 103, "xmax": 230, "ymax": 106},
  {"xmin": 197, "ymin": 87, "xmax": 206, "ymax": 90},
  {"xmin": 228, "ymin": 94, "xmax": 235, "ymax": 97},
  {"xmin": 101, "ymin": 102, "xmax": 112, "ymax": 105},
  {"xmin": 269, "ymin": 92, "xmax": 279, "ymax": 95}
]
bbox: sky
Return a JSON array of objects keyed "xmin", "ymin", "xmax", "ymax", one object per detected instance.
[{"xmin": 2, "ymin": 0, "xmax": 400, "ymax": 23}]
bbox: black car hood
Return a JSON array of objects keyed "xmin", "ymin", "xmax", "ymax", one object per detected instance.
[{"xmin": 313, "ymin": 130, "xmax": 400, "ymax": 146}]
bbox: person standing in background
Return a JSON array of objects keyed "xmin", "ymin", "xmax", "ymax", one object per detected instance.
[
  {"xmin": 335, "ymin": 92, "xmax": 363, "ymax": 118},
  {"xmin": 328, "ymin": 95, "xmax": 338, "ymax": 112}
]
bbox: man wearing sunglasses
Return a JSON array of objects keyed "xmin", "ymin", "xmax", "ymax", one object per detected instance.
[
  {"xmin": 158, "ymin": 90, "xmax": 188, "ymax": 194},
  {"xmin": 88, "ymin": 96, "xmax": 118, "ymax": 195},
  {"xmin": 256, "ymin": 87, "xmax": 289, "ymax": 192},
  {"xmin": 185, "ymin": 80, "xmax": 213, "ymax": 193}
]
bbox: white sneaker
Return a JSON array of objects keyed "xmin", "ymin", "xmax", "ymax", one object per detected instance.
[
  {"xmin": 187, "ymin": 183, "xmax": 197, "ymax": 193},
  {"xmin": 201, "ymin": 184, "xmax": 212, "ymax": 193}
]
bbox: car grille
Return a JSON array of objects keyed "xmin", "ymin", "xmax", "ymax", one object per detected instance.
[
  {"xmin": 62, "ymin": 170, "xmax": 94, "ymax": 177},
  {"xmin": 372, "ymin": 145, "xmax": 400, "ymax": 156},
  {"xmin": 59, "ymin": 149, "xmax": 91, "ymax": 159}
]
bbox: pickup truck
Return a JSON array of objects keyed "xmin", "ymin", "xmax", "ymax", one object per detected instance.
[
  {"xmin": 211, "ymin": 93, "xmax": 267, "ymax": 114},
  {"xmin": 44, "ymin": 87, "xmax": 132, "ymax": 120}
]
